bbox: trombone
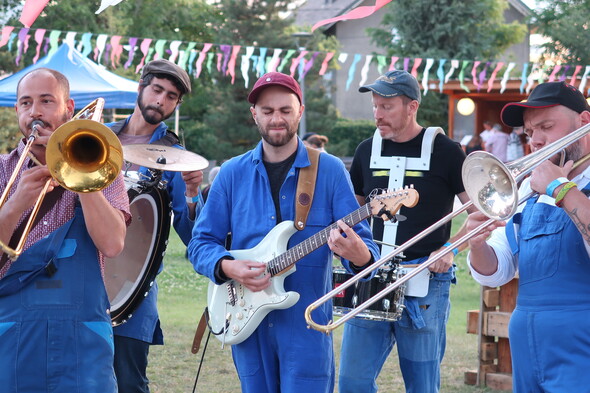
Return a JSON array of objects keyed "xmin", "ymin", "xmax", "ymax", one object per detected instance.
[
  {"xmin": 305, "ymin": 122, "xmax": 590, "ymax": 334},
  {"xmin": 0, "ymin": 98, "xmax": 123, "ymax": 261}
]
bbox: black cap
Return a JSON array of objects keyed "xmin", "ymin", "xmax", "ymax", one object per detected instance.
[
  {"xmin": 501, "ymin": 81, "xmax": 590, "ymax": 127},
  {"xmin": 359, "ymin": 70, "xmax": 421, "ymax": 103},
  {"xmin": 141, "ymin": 59, "xmax": 191, "ymax": 94}
]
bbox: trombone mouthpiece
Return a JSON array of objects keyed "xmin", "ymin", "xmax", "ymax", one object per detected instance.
[{"xmin": 31, "ymin": 120, "xmax": 45, "ymax": 132}]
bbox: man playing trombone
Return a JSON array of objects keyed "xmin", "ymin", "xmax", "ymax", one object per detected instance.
[
  {"xmin": 466, "ymin": 81, "xmax": 590, "ymax": 392},
  {"xmin": 339, "ymin": 70, "xmax": 472, "ymax": 393},
  {"xmin": 0, "ymin": 68, "xmax": 130, "ymax": 392}
]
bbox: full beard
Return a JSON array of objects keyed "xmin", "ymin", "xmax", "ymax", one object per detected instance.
[
  {"xmin": 258, "ymin": 123, "xmax": 298, "ymax": 147},
  {"xmin": 138, "ymin": 94, "xmax": 174, "ymax": 125}
]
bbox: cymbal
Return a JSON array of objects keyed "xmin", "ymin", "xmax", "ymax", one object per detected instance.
[{"xmin": 123, "ymin": 144, "xmax": 209, "ymax": 172}]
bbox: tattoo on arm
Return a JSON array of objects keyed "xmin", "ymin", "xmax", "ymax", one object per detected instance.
[{"xmin": 565, "ymin": 207, "xmax": 590, "ymax": 243}]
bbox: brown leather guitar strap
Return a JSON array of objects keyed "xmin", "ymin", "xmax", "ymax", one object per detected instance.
[{"xmin": 294, "ymin": 147, "xmax": 320, "ymax": 231}]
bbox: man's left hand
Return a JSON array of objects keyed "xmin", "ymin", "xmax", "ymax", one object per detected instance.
[
  {"xmin": 427, "ymin": 246, "xmax": 454, "ymax": 273},
  {"xmin": 182, "ymin": 170, "xmax": 204, "ymax": 200},
  {"xmin": 328, "ymin": 220, "xmax": 372, "ymax": 267}
]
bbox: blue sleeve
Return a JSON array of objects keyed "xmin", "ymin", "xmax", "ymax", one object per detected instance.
[
  {"xmin": 164, "ymin": 170, "xmax": 203, "ymax": 246},
  {"xmin": 187, "ymin": 166, "xmax": 233, "ymax": 284}
]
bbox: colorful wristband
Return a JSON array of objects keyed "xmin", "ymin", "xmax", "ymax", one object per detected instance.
[
  {"xmin": 185, "ymin": 193, "xmax": 200, "ymax": 204},
  {"xmin": 546, "ymin": 177, "xmax": 569, "ymax": 197},
  {"xmin": 444, "ymin": 242, "xmax": 459, "ymax": 256},
  {"xmin": 555, "ymin": 181, "xmax": 577, "ymax": 207}
]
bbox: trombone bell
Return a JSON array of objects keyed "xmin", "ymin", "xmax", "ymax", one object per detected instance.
[{"xmin": 462, "ymin": 151, "xmax": 518, "ymax": 220}]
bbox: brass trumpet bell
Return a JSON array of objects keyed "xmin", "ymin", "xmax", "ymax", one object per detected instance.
[{"xmin": 46, "ymin": 119, "xmax": 123, "ymax": 193}]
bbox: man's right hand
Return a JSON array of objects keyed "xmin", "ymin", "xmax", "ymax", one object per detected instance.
[
  {"xmin": 9, "ymin": 166, "xmax": 58, "ymax": 213},
  {"xmin": 220, "ymin": 259, "xmax": 271, "ymax": 292}
]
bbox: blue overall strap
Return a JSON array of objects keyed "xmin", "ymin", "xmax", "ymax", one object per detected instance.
[
  {"xmin": 505, "ymin": 212, "xmax": 522, "ymax": 256},
  {"xmin": 0, "ymin": 217, "xmax": 74, "ymax": 297}
]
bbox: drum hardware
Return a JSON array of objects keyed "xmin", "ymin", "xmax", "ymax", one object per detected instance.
[
  {"xmin": 307, "ymin": 122, "xmax": 590, "ymax": 334},
  {"xmin": 0, "ymin": 98, "xmax": 122, "ymax": 261}
]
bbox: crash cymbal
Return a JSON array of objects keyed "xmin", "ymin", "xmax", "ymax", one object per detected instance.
[{"xmin": 123, "ymin": 144, "xmax": 209, "ymax": 172}]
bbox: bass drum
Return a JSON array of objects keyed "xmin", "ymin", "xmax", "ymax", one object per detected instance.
[{"xmin": 105, "ymin": 180, "xmax": 171, "ymax": 326}]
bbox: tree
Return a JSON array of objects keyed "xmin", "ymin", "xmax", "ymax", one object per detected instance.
[
  {"xmin": 531, "ymin": 0, "xmax": 590, "ymax": 65},
  {"xmin": 367, "ymin": 0, "xmax": 527, "ymax": 128}
]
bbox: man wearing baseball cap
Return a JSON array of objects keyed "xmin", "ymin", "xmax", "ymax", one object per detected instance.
[
  {"xmin": 466, "ymin": 81, "xmax": 590, "ymax": 392},
  {"xmin": 339, "ymin": 69, "xmax": 472, "ymax": 393},
  {"xmin": 189, "ymin": 72, "xmax": 379, "ymax": 393},
  {"xmin": 106, "ymin": 58, "xmax": 204, "ymax": 393}
]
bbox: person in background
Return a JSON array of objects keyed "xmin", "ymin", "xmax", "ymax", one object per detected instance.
[
  {"xmin": 506, "ymin": 126, "xmax": 525, "ymax": 162},
  {"xmin": 466, "ymin": 80, "xmax": 590, "ymax": 393},
  {"xmin": 339, "ymin": 69, "xmax": 472, "ymax": 393},
  {"xmin": 480, "ymin": 120, "xmax": 494, "ymax": 150},
  {"xmin": 0, "ymin": 68, "xmax": 130, "ymax": 392},
  {"xmin": 201, "ymin": 165, "xmax": 220, "ymax": 203},
  {"xmin": 464, "ymin": 132, "xmax": 484, "ymax": 155},
  {"xmin": 189, "ymin": 72, "xmax": 379, "ymax": 393},
  {"xmin": 107, "ymin": 59, "xmax": 204, "ymax": 393},
  {"xmin": 305, "ymin": 134, "xmax": 329, "ymax": 152},
  {"xmin": 485, "ymin": 123, "xmax": 510, "ymax": 162}
]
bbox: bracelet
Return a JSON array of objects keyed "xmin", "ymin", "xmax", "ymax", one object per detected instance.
[
  {"xmin": 546, "ymin": 177, "xmax": 569, "ymax": 197},
  {"xmin": 555, "ymin": 181, "xmax": 577, "ymax": 207},
  {"xmin": 185, "ymin": 193, "xmax": 200, "ymax": 204},
  {"xmin": 443, "ymin": 242, "xmax": 459, "ymax": 256}
]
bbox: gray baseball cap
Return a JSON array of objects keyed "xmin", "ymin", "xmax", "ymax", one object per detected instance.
[{"xmin": 359, "ymin": 70, "xmax": 421, "ymax": 103}]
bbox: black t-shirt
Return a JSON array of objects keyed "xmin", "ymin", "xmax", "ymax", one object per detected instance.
[
  {"xmin": 349, "ymin": 129, "xmax": 466, "ymax": 261},
  {"xmin": 263, "ymin": 150, "xmax": 297, "ymax": 223}
]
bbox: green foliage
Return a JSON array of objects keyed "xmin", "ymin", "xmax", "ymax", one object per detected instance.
[
  {"xmin": 367, "ymin": 0, "xmax": 527, "ymax": 128},
  {"xmin": 324, "ymin": 118, "xmax": 375, "ymax": 157},
  {"xmin": 0, "ymin": 108, "xmax": 20, "ymax": 154},
  {"xmin": 531, "ymin": 0, "xmax": 590, "ymax": 65}
]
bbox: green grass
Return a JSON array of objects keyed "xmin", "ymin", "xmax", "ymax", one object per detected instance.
[{"xmin": 147, "ymin": 216, "xmax": 508, "ymax": 392}]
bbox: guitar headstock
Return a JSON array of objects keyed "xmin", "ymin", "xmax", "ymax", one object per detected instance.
[{"xmin": 368, "ymin": 186, "xmax": 419, "ymax": 222}]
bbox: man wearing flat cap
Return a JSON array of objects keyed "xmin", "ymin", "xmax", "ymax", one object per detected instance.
[
  {"xmin": 339, "ymin": 69, "xmax": 472, "ymax": 393},
  {"xmin": 107, "ymin": 58, "xmax": 204, "ymax": 393},
  {"xmin": 466, "ymin": 81, "xmax": 590, "ymax": 392},
  {"xmin": 189, "ymin": 72, "xmax": 379, "ymax": 393}
]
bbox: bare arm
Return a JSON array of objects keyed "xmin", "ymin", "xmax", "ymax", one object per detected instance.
[{"xmin": 78, "ymin": 192, "xmax": 126, "ymax": 258}]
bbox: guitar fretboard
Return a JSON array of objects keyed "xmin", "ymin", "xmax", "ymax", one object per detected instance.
[{"xmin": 267, "ymin": 204, "xmax": 372, "ymax": 276}]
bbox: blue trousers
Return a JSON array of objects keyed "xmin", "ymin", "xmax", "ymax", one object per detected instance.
[
  {"xmin": 339, "ymin": 275, "xmax": 451, "ymax": 393},
  {"xmin": 114, "ymin": 335, "xmax": 151, "ymax": 393}
]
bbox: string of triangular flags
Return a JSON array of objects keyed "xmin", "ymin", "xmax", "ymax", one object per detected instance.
[{"xmin": 2, "ymin": 25, "xmax": 590, "ymax": 96}]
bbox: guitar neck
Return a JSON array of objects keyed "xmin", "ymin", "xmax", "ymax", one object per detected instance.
[{"xmin": 267, "ymin": 203, "xmax": 372, "ymax": 276}]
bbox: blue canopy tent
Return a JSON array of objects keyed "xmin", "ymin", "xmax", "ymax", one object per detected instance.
[{"xmin": 0, "ymin": 42, "xmax": 138, "ymax": 109}]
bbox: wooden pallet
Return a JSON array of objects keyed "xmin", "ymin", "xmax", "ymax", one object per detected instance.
[{"xmin": 464, "ymin": 278, "xmax": 518, "ymax": 391}]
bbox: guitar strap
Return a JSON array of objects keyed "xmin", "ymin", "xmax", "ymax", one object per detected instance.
[{"xmin": 294, "ymin": 147, "xmax": 320, "ymax": 231}]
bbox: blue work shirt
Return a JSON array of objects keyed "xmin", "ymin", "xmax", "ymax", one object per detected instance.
[
  {"xmin": 108, "ymin": 117, "xmax": 203, "ymax": 344},
  {"xmin": 189, "ymin": 140, "xmax": 380, "ymax": 391}
]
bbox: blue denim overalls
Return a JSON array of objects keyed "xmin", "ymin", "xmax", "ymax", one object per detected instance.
[{"xmin": 0, "ymin": 206, "xmax": 117, "ymax": 392}]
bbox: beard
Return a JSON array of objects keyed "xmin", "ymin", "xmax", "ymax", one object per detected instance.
[
  {"xmin": 138, "ymin": 89, "xmax": 175, "ymax": 125},
  {"xmin": 257, "ymin": 121, "xmax": 298, "ymax": 147},
  {"xmin": 376, "ymin": 108, "xmax": 410, "ymax": 140}
]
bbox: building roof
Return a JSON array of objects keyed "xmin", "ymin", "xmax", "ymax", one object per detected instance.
[{"xmin": 295, "ymin": 0, "xmax": 531, "ymax": 29}]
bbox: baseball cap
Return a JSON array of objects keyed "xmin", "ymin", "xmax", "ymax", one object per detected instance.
[
  {"xmin": 141, "ymin": 59, "xmax": 191, "ymax": 94},
  {"xmin": 247, "ymin": 72, "xmax": 303, "ymax": 104},
  {"xmin": 359, "ymin": 70, "xmax": 421, "ymax": 103},
  {"xmin": 501, "ymin": 81, "xmax": 590, "ymax": 127}
]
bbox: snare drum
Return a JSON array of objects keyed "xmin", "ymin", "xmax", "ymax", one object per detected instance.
[
  {"xmin": 104, "ymin": 175, "xmax": 171, "ymax": 326},
  {"xmin": 332, "ymin": 265, "xmax": 405, "ymax": 322}
]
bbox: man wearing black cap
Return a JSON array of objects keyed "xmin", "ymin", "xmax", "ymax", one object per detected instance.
[
  {"xmin": 466, "ymin": 81, "xmax": 590, "ymax": 392},
  {"xmin": 339, "ymin": 69, "xmax": 471, "ymax": 393},
  {"xmin": 106, "ymin": 59, "xmax": 204, "ymax": 393},
  {"xmin": 189, "ymin": 72, "xmax": 379, "ymax": 393}
]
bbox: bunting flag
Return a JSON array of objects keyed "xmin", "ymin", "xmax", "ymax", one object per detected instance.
[
  {"xmin": 96, "ymin": 0, "xmax": 125, "ymax": 14},
  {"xmin": 5, "ymin": 24, "xmax": 590, "ymax": 98},
  {"xmin": 359, "ymin": 55, "xmax": 373, "ymax": 87},
  {"xmin": 500, "ymin": 62, "xmax": 516, "ymax": 93},
  {"xmin": 19, "ymin": 0, "xmax": 50, "ymax": 28},
  {"xmin": 421, "ymin": 58, "xmax": 434, "ymax": 95},
  {"xmin": 312, "ymin": 0, "xmax": 394, "ymax": 31},
  {"xmin": 319, "ymin": 52, "xmax": 334, "ymax": 75},
  {"xmin": 487, "ymin": 62, "xmax": 504, "ymax": 93}
]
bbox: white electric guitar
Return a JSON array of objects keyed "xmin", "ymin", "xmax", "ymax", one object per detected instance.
[{"xmin": 207, "ymin": 187, "xmax": 419, "ymax": 345}]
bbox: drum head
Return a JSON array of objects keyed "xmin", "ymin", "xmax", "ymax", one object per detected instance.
[{"xmin": 104, "ymin": 185, "xmax": 171, "ymax": 326}]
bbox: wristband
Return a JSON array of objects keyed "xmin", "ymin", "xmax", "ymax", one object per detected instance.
[
  {"xmin": 443, "ymin": 242, "xmax": 459, "ymax": 256},
  {"xmin": 546, "ymin": 177, "xmax": 569, "ymax": 197},
  {"xmin": 185, "ymin": 193, "xmax": 200, "ymax": 204},
  {"xmin": 555, "ymin": 181, "xmax": 577, "ymax": 207}
]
